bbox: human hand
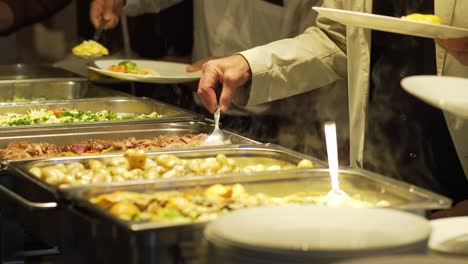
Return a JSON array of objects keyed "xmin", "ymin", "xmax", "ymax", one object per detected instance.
[
  {"xmin": 431, "ymin": 200, "xmax": 468, "ymax": 219},
  {"xmin": 197, "ymin": 55, "xmax": 252, "ymax": 113},
  {"xmin": 436, "ymin": 37, "xmax": 468, "ymax": 66},
  {"xmin": 186, "ymin": 56, "xmax": 220, "ymax": 72},
  {"xmin": 90, "ymin": 0, "xmax": 125, "ymax": 30}
]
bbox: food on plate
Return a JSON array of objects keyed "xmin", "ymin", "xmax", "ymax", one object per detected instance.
[
  {"xmin": 28, "ymin": 150, "xmax": 315, "ymax": 187},
  {"xmin": 90, "ymin": 183, "xmax": 376, "ymax": 223},
  {"xmin": 0, "ymin": 109, "xmax": 162, "ymax": 127},
  {"xmin": 72, "ymin": 40, "xmax": 109, "ymax": 57},
  {"xmin": 401, "ymin": 13, "xmax": 441, "ymax": 24},
  {"xmin": 0, "ymin": 134, "xmax": 209, "ymax": 160},
  {"xmin": 108, "ymin": 61, "xmax": 152, "ymax": 75}
]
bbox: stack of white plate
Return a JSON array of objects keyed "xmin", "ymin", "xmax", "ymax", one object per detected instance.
[
  {"xmin": 204, "ymin": 205, "xmax": 431, "ymax": 264},
  {"xmin": 429, "ymin": 216, "xmax": 468, "ymax": 256}
]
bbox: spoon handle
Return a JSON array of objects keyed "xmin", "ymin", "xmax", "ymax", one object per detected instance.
[{"xmin": 93, "ymin": 24, "xmax": 104, "ymax": 41}]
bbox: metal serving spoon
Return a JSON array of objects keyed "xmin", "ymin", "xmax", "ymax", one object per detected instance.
[
  {"xmin": 204, "ymin": 88, "xmax": 226, "ymax": 146},
  {"xmin": 322, "ymin": 122, "xmax": 352, "ymax": 206}
]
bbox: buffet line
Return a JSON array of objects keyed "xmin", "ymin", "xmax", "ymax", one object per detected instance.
[{"xmin": 0, "ymin": 66, "xmax": 452, "ymax": 263}]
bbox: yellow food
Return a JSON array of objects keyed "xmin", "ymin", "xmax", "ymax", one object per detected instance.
[
  {"xmin": 90, "ymin": 184, "xmax": 379, "ymax": 223},
  {"xmin": 72, "ymin": 40, "xmax": 109, "ymax": 57},
  {"xmin": 28, "ymin": 150, "xmax": 316, "ymax": 187},
  {"xmin": 401, "ymin": 14, "xmax": 441, "ymax": 24}
]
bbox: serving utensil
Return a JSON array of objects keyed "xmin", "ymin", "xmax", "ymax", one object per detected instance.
[
  {"xmin": 203, "ymin": 85, "xmax": 226, "ymax": 146},
  {"xmin": 203, "ymin": 104, "xmax": 225, "ymax": 146},
  {"xmin": 322, "ymin": 121, "xmax": 352, "ymax": 206}
]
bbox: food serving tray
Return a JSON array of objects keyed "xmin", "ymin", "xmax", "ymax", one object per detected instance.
[
  {"xmin": 0, "ymin": 97, "xmax": 202, "ymax": 130},
  {"xmin": 0, "ymin": 64, "xmax": 78, "ymax": 80},
  {"xmin": 0, "ymin": 121, "xmax": 259, "ymax": 162},
  {"xmin": 5, "ymin": 144, "xmax": 323, "ymax": 199},
  {"xmin": 0, "ymin": 144, "xmax": 321, "ymax": 251},
  {"xmin": 63, "ymin": 168, "xmax": 451, "ymax": 263},
  {"xmin": 0, "ymin": 78, "xmax": 130, "ymax": 102}
]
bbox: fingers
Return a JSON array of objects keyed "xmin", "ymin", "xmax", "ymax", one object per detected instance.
[
  {"xmin": 197, "ymin": 64, "xmax": 220, "ymax": 113},
  {"xmin": 187, "ymin": 57, "xmax": 220, "ymax": 72},
  {"xmin": 90, "ymin": 0, "xmax": 122, "ymax": 30},
  {"xmin": 436, "ymin": 37, "xmax": 468, "ymax": 66},
  {"xmin": 89, "ymin": 0, "xmax": 103, "ymax": 29},
  {"xmin": 219, "ymin": 84, "xmax": 234, "ymax": 113}
]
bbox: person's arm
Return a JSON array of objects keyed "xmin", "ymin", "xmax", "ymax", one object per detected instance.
[
  {"xmin": 0, "ymin": 0, "xmax": 71, "ymax": 34},
  {"xmin": 197, "ymin": 0, "xmax": 347, "ymax": 113},
  {"xmin": 436, "ymin": 38, "xmax": 468, "ymax": 66}
]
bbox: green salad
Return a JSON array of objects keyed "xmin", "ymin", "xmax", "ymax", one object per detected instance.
[{"xmin": 0, "ymin": 109, "xmax": 163, "ymax": 127}]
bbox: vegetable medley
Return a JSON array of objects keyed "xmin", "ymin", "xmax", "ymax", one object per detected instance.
[
  {"xmin": 0, "ymin": 109, "xmax": 162, "ymax": 127},
  {"xmin": 108, "ymin": 61, "xmax": 151, "ymax": 75}
]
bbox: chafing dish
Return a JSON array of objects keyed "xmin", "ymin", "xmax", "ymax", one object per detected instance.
[
  {"xmin": 0, "ymin": 121, "xmax": 258, "ymax": 162},
  {"xmin": 0, "ymin": 97, "xmax": 202, "ymax": 131},
  {"xmin": 0, "ymin": 64, "xmax": 78, "ymax": 80},
  {"xmin": 6, "ymin": 144, "xmax": 322, "ymax": 196},
  {"xmin": 61, "ymin": 168, "xmax": 450, "ymax": 264},
  {"xmin": 0, "ymin": 144, "xmax": 321, "ymax": 252},
  {"xmin": 0, "ymin": 78, "xmax": 131, "ymax": 102}
]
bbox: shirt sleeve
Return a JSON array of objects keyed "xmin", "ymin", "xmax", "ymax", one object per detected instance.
[
  {"xmin": 2, "ymin": 0, "xmax": 71, "ymax": 34},
  {"xmin": 124, "ymin": 0, "xmax": 183, "ymax": 16},
  {"xmin": 235, "ymin": 2, "xmax": 347, "ymax": 106}
]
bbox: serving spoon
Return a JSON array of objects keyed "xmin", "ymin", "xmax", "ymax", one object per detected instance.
[
  {"xmin": 203, "ymin": 87, "xmax": 226, "ymax": 146},
  {"xmin": 322, "ymin": 122, "xmax": 352, "ymax": 206}
]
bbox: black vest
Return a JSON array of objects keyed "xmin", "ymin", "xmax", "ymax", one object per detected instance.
[{"xmin": 365, "ymin": 0, "xmax": 468, "ymax": 202}]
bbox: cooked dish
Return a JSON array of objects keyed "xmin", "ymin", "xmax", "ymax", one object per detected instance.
[
  {"xmin": 0, "ymin": 134, "xmax": 208, "ymax": 160},
  {"xmin": 90, "ymin": 183, "xmax": 375, "ymax": 223},
  {"xmin": 72, "ymin": 40, "xmax": 109, "ymax": 57},
  {"xmin": 0, "ymin": 109, "xmax": 162, "ymax": 127},
  {"xmin": 108, "ymin": 61, "xmax": 154, "ymax": 75},
  {"xmin": 401, "ymin": 13, "xmax": 441, "ymax": 24},
  {"xmin": 28, "ymin": 150, "xmax": 315, "ymax": 187}
]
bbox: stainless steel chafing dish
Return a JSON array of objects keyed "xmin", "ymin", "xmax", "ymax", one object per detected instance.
[
  {"xmin": 0, "ymin": 78, "xmax": 130, "ymax": 102},
  {"xmin": 0, "ymin": 97, "xmax": 202, "ymax": 130},
  {"xmin": 60, "ymin": 168, "xmax": 450, "ymax": 264},
  {"xmin": 6, "ymin": 144, "xmax": 322, "ymax": 194},
  {"xmin": 0, "ymin": 144, "xmax": 322, "ymax": 252},
  {"xmin": 0, "ymin": 121, "xmax": 259, "ymax": 162},
  {"xmin": 0, "ymin": 64, "xmax": 78, "ymax": 80}
]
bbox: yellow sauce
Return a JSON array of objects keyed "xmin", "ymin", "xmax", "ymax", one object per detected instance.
[
  {"xmin": 401, "ymin": 14, "xmax": 441, "ymax": 24},
  {"xmin": 72, "ymin": 40, "xmax": 109, "ymax": 57}
]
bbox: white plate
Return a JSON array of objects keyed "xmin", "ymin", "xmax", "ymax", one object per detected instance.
[
  {"xmin": 313, "ymin": 7, "xmax": 468, "ymax": 39},
  {"xmin": 89, "ymin": 59, "xmax": 201, "ymax": 84},
  {"xmin": 429, "ymin": 217, "xmax": 468, "ymax": 255},
  {"xmin": 401, "ymin": 75, "xmax": 468, "ymax": 118},
  {"xmin": 206, "ymin": 206, "xmax": 430, "ymax": 254}
]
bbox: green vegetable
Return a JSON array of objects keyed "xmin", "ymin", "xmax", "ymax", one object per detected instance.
[
  {"xmin": 65, "ymin": 152, "xmax": 77, "ymax": 156},
  {"xmin": 118, "ymin": 61, "xmax": 139, "ymax": 74},
  {"xmin": 101, "ymin": 146, "xmax": 115, "ymax": 153}
]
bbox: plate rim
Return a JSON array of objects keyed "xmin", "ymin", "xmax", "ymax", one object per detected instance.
[{"xmin": 312, "ymin": 6, "xmax": 468, "ymax": 38}]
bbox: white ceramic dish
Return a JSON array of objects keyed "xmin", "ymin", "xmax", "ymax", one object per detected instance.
[
  {"xmin": 313, "ymin": 7, "xmax": 468, "ymax": 39},
  {"xmin": 89, "ymin": 59, "xmax": 201, "ymax": 84},
  {"xmin": 429, "ymin": 216, "xmax": 468, "ymax": 255},
  {"xmin": 401, "ymin": 75, "xmax": 468, "ymax": 118},
  {"xmin": 205, "ymin": 205, "xmax": 430, "ymax": 264}
]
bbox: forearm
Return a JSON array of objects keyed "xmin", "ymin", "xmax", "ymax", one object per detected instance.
[
  {"xmin": 237, "ymin": 26, "xmax": 347, "ymax": 106},
  {"xmin": 1, "ymin": 0, "xmax": 71, "ymax": 33},
  {"xmin": 124, "ymin": 0, "xmax": 183, "ymax": 16}
]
